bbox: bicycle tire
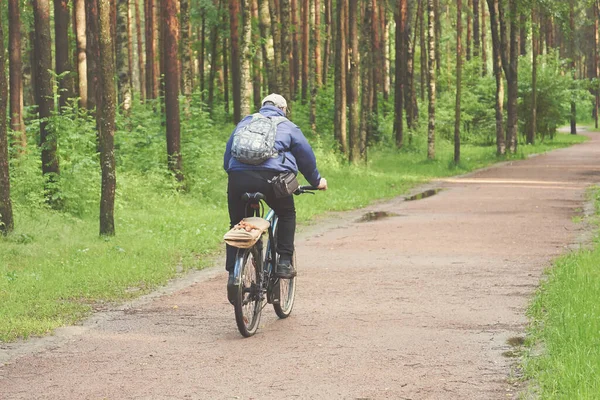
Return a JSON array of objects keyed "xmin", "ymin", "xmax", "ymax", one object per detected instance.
[
  {"xmin": 233, "ymin": 247, "xmax": 262, "ymax": 337},
  {"xmin": 273, "ymin": 252, "xmax": 297, "ymax": 319}
]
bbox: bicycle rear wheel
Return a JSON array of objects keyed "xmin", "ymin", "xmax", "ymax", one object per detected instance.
[
  {"xmin": 234, "ymin": 247, "xmax": 262, "ymax": 337},
  {"xmin": 273, "ymin": 252, "xmax": 297, "ymax": 319}
]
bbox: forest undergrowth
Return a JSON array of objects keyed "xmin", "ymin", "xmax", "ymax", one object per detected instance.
[{"xmin": 0, "ymin": 83, "xmax": 589, "ymax": 342}]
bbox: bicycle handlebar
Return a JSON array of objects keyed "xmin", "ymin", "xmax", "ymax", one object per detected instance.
[{"xmin": 294, "ymin": 185, "xmax": 320, "ymax": 195}]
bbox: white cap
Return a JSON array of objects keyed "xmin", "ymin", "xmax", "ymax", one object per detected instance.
[{"xmin": 261, "ymin": 93, "xmax": 288, "ymax": 109}]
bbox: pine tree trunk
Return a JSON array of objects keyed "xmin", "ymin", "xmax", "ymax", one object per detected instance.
[
  {"xmin": 144, "ymin": 0, "xmax": 155, "ymax": 99},
  {"xmin": 199, "ymin": 18, "xmax": 206, "ymax": 96},
  {"xmin": 74, "ymin": 0, "xmax": 88, "ymax": 108},
  {"xmin": 163, "ymin": 0, "xmax": 183, "ymax": 180},
  {"xmin": 8, "ymin": 0, "xmax": 26, "ymax": 145},
  {"xmin": 419, "ymin": 0, "xmax": 426, "ymax": 101},
  {"xmin": 595, "ymin": 0, "xmax": 599, "ymax": 129},
  {"xmin": 240, "ymin": 0, "xmax": 253, "ymax": 115},
  {"xmin": 301, "ymin": 0, "xmax": 309, "ymax": 101},
  {"xmin": 487, "ymin": 0, "xmax": 505, "ymax": 155},
  {"xmin": 334, "ymin": 0, "xmax": 347, "ymax": 153},
  {"xmin": 360, "ymin": 0, "xmax": 373, "ymax": 161},
  {"xmin": 383, "ymin": 4, "xmax": 390, "ymax": 100},
  {"xmin": 427, "ymin": 0, "xmax": 436, "ymax": 159},
  {"xmin": 259, "ymin": 0, "xmax": 275, "ymax": 92},
  {"xmin": 473, "ymin": 0, "xmax": 480, "ymax": 57},
  {"xmin": 405, "ymin": 0, "xmax": 417, "ymax": 131},
  {"xmin": 455, "ymin": 0, "xmax": 462, "ymax": 163},
  {"xmin": 481, "ymin": 3, "xmax": 487, "ymax": 75},
  {"xmin": 223, "ymin": 31, "xmax": 230, "ymax": 114},
  {"xmin": 322, "ymin": 0, "xmax": 331, "ymax": 86},
  {"xmin": 507, "ymin": 0, "xmax": 518, "ymax": 151},
  {"xmin": 229, "ymin": 0, "xmax": 242, "ymax": 122},
  {"xmin": 54, "ymin": 0, "xmax": 75, "ymax": 109},
  {"xmin": 314, "ymin": 0, "xmax": 322, "ymax": 88},
  {"xmin": 569, "ymin": 0, "xmax": 576, "ymax": 135},
  {"xmin": 466, "ymin": 0, "xmax": 472, "ymax": 60},
  {"xmin": 433, "ymin": 0, "xmax": 441, "ymax": 71},
  {"xmin": 269, "ymin": 0, "xmax": 282, "ymax": 92},
  {"xmin": 291, "ymin": 0, "xmax": 299, "ymax": 98},
  {"xmin": 33, "ymin": 0, "xmax": 60, "ymax": 186},
  {"xmin": 134, "ymin": 0, "xmax": 145, "ymax": 102},
  {"xmin": 309, "ymin": 0, "xmax": 316, "ymax": 131},
  {"xmin": 347, "ymin": 0, "xmax": 360, "ymax": 163},
  {"xmin": 86, "ymin": 0, "xmax": 101, "ymax": 114},
  {"xmin": 208, "ymin": 0, "xmax": 223, "ymax": 111},
  {"xmin": 0, "ymin": 17, "xmax": 14, "ymax": 234},
  {"xmin": 127, "ymin": 0, "xmax": 135, "ymax": 101},
  {"xmin": 519, "ymin": 14, "xmax": 527, "ymax": 55},
  {"xmin": 251, "ymin": 0, "xmax": 262, "ymax": 110},
  {"xmin": 394, "ymin": 0, "xmax": 407, "ymax": 148},
  {"xmin": 280, "ymin": 0, "xmax": 293, "ymax": 106},
  {"xmin": 117, "ymin": 0, "xmax": 132, "ymax": 112},
  {"xmin": 180, "ymin": 0, "xmax": 193, "ymax": 97},
  {"xmin": 529, "ymin": 2, "xmax": 536, "ymax": 145},
  {"xmin": 153, "ymin": 0, "xmax": 160, "ymax": 101},
  {"xmin": 98, "ymin": 0, "xmax": 116, "ymax": 235}
]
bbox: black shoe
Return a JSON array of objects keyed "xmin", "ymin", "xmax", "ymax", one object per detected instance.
[
  {"xmin": 227, "ymin": 271, "xmax": 236, "ymax": 305},
  {"xmin": 276, "ymin": 255, "xmax": 296, "ymax": 279}
]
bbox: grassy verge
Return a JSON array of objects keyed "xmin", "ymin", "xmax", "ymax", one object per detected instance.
[
  {"xmin": 0, "ymin": 132, "xmax": 587, "ymax": 342},
  {"xmin": 522, "ymin": 185, "xmax": 600, "ymax": 398}
]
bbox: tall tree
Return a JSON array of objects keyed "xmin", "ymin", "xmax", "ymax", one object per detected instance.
[
  {"xmin": 98, "ymin": 0, "xmax": 117, "ymax": 235},
  {"xmin": 427, "ymin": 0, "xmax": 436, "ymax": 159},
  {"xmin": 467, "ymin": 0, "xmax": 472, "ymax": 60},
  {"xmin": 240, "ymin": 0, "xmax": 253, "ymax": 115},
  {"xmin": 208, "ymin": 0, "xmax": 223, "ymax": 111},
  {"xmin": 269, "ymin": 0, "xmax": 283, "ymax": 92},
  {"xmin": 322, "ymin": 0, "xmax": 331, "ymax": 86},
  {"xmin": 291, "ymin": 0, "xmax": 299, "ymax": 97},
  {"xmin": 507, "ymin": 0, "xmax": 519, "ymax": 151},
  {"xmin": 419, "ymin": 0, "xmax": 426, "ymax": 100},
  {"xmin": 529, "ymin": 1, "xmax": 537, "ymax": 145},
  {"xmin": 33, "ymin": 0, "xmax": 61, "ymax": 197},
  {"xmin": 74, "ymin": 0, "xmax": 88, "ymax": 108},
  {"xmin": 164, "ymin": 0, "xmax": 183, "ymax": 180},
  {"xmin": 54, "ymin": 0, "xmax": 75, "ymax": 109},
  {"xmin": 180, "ymin": 0, "xmax": 193, "ymax": 97},
  {"xmin": 117, "ymin": 0, "xmax": 132, "ymax": 112},
  {"xmin": 569, "ymin": 0, "xmax": 576, "ymax": 135},
  {"xmin": 251, "ymin": 0, "xmax": 262, "ymax": 110},
  {"xmin": 134, "ymin": 0, "xmax": 145, "ymax": 101},
  {"xmin": 0, "ymin": 16, "xmax": 14, "ymax": 234},
  {"xmin": 229, "ymin": 0, "xmax": 242, "ymax": 122},
  {"xmin": 334, "ymin": 0, "xmax": 347, "ymax": 153},
  {"xmin": 473, "ymin": 0, "xmax": 480, "ymax": 57},
  {"xmin": 86, "ymin": 0, "xmax": 101, "ymax": 113},
  {"xmin": 314, "ymin": 0, "xmax": 322, "ymax": 88},
  {"xmin": 301, "ymin": 0, "xmax": 309, "ymax": 101},
  {"xmin": 487, "ymin": 0, "xmax": 505, "ymax": 154},
  {"xmin": 481, "ymin": 2, "xmax": 487, "ymax": 75},
  {"xmin": 280, "ymin": 0, "xmax": 293, "ymax": 104},
  {"xmin": 347, "ymin": 0, "xmax": 360, "ymax": 163},
  {"xmin": 394, "ymin": 0, "xmax": 407, "ymax": 148},
  {"xmin": 259, "ymin": 0, "xmax": 275, "ymax": 92},
  {"xmin": 360, "ymin": 0, "xmax": 374, "ymax": 160},
  {"xmin": 405, "ymin": 0, "xmax": 417, "ymax": 131},
  {"xmin": 595, "ymin": 0, "xmax": 599, "ymax": 128},
  {"xmin": 8, "ymin": 0, "xmax": 26, "ymax": 145},
  {"xmin": 144, "ymin": 0, "xmax": 156, "ymax": 99},
  {"xmin": 455, "ymin": 0, "xmax": 463, "ymax": 163}
]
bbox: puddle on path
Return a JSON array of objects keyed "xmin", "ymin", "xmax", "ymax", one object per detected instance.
[
  {"xmin": 405, "ymin": 188, "xmax": 443, "ymax": 201},
  {"xmin": 507, "ymin": 336, "xmax": 525, "ymax": 347},
  {"xmin": 357, "ymin": 211, "xmax": 400, "ymax": 222}
]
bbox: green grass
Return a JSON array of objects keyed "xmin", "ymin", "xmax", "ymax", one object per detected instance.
[
  {"xmin": 523, "ymin": 186, "xmax": 600, "ymax": 399},
  {"xmin": 0, "ymin": 124, "xmax": 587, "ymax": 342}
]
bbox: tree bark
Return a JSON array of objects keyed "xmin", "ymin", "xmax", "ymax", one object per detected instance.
[
  {"xmin": 134, "ymin": 0, "xmax": 145, "ymax": 102},
  {"xmin": 334, "ymin": 0, "xmax": 347, "ymax": 153},
  {"xmin": 33, "ymin": 0, "xmax": 61, "ymax": 187},
  {"xmin": 360, "ymin": 0, "xmax": 373, "ymax": 161},
  {"xmin": 163, "ymin": 0, "xmax": 183, "ymax": 180},
  {"xmin": 569, "ymin": 0, "xmax": 576, "ymax": 135},
  {"xmin": 419, "ymin": 0, "xmax": 426, "ymax": 101},
  {"xmin": 55, "ymin": 0, "xmax": 75, "ymax": 109},
  {"xmin": 301, "ymin": 0, "xmax": 309, "ymax": 101},
  {"xmin": 144, "ymin": 0, "xmax": 155, "ymax": 99},
  {"xmin": 180, "ymin": 0, "xmax": 193, "ymax": 97},
  {"xmin": 466, "ymin": 0, "xmax": 472, "ymax": 60},
  {"xmin": 98, "ymin": 0, "xmax": 117, "ymax": 235},
  {"xmin": 487, "ymin": 0, "xmax": 505, "ymax": 155},
  {"xmin": 529, "ymin": 2, "xmax": 537, "ymax": 145},
  {"xmin": 259, "ymin": 0, "xmax": 275, "ymax": 92},
  {"xmin": 251, "ymin": 0, "xmax": 262, "ymax": 110},
  {"xmin": 127, "ymin": 0, "xmax": 135, "ymax": 101},
  {"xmin": 481, "ymin": 2, "xmax": 487, "ymax": 75},
  {"xmin": 229, "ymin": 0, "xmax": 242, "ymax": 122},
  {"xmin": 507, "ymin": 0, "xmax": 518, "ymax": 151},
  {"xmin": 280, "ymin": 0, "xmax": 293, "ymax": 105},
  {"xmin": 0, "ymin": 17, "xmax": 14, "ymax": 234},
  {"xmin": 455, "ymin": 0, "xmax": 462, "ymax": 163},
  {"xmin": 427, "ymin": 0, "xmax": 436, "ymax": 159},
  {"xmin": 291, "ymin": 0, "xmax": 299, "ymax": 98},
  {"xmin": 74, "ymin": 0, "xmax": 88, "ymax": 108},
  {"xmin": 595, "ymin": 0, "xmax": 599, "ymax": 129},
  {"xmin": 322, "ymin": 0, "xmax": 331, "ymax": 86},
  {"xmin": 314, "ymin": 0, "xmax": 322, "ymax": 88},
  {"xmin": 8, "ymin": 0, "xmax": 26, "ymax": 146},
  {"xmin": 223, "ymin": 31, "xmax": 230, "ymax": 114},
  {"xmin": 269, "ymin": 0, "xmax": 283, "ymax": 92},
  {"xmin": 117, "ymin": 0, "xmax": 132, "ymax": 112},
  {"xmin": 86, "ymin": 0, "xmax": 101, "ymax": 117},
  {"xmin": 473, "ymin": 0, "xmax": 480, "ymax": 57},
  {"xmin": 209, "ymin": 0, "xmax": 223, "ymax": 111},
  {"xmin": 348, "ymin": 0, "xmax": 360, "ymax": 163},
  {"xmin": 433, "ymin": 0, "xmax": 441, "ymax": 71},
  {"xmin": 405, "ymin": 0, "xmax": 417, "ymax": 131},
  {"xmin": 240, "ymin": 0, "xmax": 253, "ymax": 115},
  {"xmin": 394, "ymin": 0, "xmax": 407, "ymax": 148},
  {"xmin": 383, "ymin": 4, "xmax": 390, "ymax": 100}
]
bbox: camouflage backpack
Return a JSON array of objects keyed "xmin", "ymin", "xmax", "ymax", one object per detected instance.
[{"xmin": 231, "ymin": 113, "xmax": 287, "ymax": 165}]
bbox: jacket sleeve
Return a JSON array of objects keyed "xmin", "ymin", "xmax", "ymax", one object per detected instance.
[
  {"xmin": 289, "ymin": 125, "xmax": 322, "ymax": 187},
  {"xmin": 223, "ymin": 132, "xmax": 234, "ymax": 171}
]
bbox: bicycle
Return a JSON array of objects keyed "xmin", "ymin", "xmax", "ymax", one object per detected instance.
[{"xmin": 229, "ymin": 185, "xmax": 318, "ymax": 337}]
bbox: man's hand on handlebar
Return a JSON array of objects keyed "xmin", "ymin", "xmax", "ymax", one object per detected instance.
[{"xmin": 317, "ymin": 178, "xmax": 328, "ymax": 191}]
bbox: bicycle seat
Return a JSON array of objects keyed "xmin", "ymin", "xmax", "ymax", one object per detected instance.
[{"xmin": 241, "ymin": 192, "xmax": 266, "ymax": 203}]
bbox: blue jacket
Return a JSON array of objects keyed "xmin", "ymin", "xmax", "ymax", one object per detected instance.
[{"xmin": 223, "ymin": 105, "xmax": 322, "ymax": 187}]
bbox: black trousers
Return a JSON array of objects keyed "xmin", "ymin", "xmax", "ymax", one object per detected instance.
[{"xmin": 226, "ymin": 170, "xmax": 296, "ymax": 271}]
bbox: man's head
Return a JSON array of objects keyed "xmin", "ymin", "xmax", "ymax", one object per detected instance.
[{"xmin": 261, "ymin": 93, "xmax": 288, "ymax": 115}]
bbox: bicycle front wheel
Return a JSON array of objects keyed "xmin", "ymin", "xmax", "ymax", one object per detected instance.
[
  {"xmin": 273, "ymin": 252, "xmax": 297, "ymax": 319},
  {"xmin": 234, "ymin": 247, "xmax": 262, "ymax": 337}
]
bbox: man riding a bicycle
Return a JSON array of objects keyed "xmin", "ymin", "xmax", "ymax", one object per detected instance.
[{"xmin": 223, "ymin": 94, "xmax": 327, "ymax": 291}]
